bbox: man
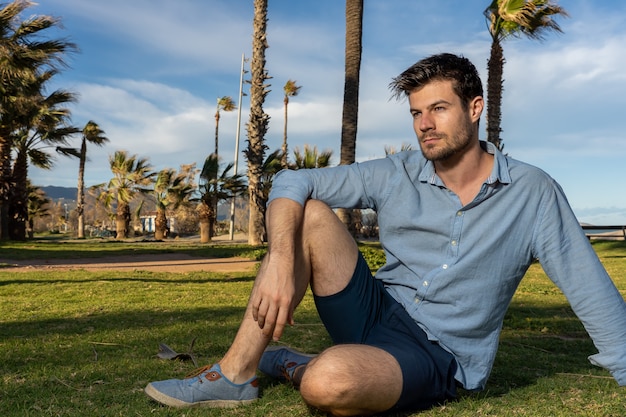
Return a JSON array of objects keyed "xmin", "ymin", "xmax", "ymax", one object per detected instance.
[{"xmin": 145, "ymin": 53, "xmax": 626, "ymax": 415}]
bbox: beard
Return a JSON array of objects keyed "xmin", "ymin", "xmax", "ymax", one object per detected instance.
[{"xmin": 418, "ymin": 120, "xmax": 474, "ymax": 162}]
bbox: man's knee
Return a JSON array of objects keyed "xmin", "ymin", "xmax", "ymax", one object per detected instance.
[
  {"xmin": 299, "ymin": 345, "xmax": 402, "ymax": 415},
  {"xmin": 301, "ymin": 199, "xmax": 336, "ymax": 230},
  {"xmin": 299, "ymin": 351, "xmax": 356, "ymax": 411}
]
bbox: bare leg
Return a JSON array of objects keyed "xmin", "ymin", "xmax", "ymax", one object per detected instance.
[
  {"xmin": 294, "ymin": 201, "xmax": 403, "ymax": 415},
  {"xmin": 217, "ymin": 199, "xmax": 358, "ymax": 383},
  {"xmin": 220, "ymin": 200, "xmax": 403, "ymax": 415}
]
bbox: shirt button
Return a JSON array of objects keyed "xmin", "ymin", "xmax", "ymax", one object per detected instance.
[
  {"xmin": 456, "ymin": 211, "xmax": 463, "ymax": 216},
  {"xmin": 442, "ymin": 264, "xmax": 448, "ymax": 270},
  {"xmin": 423, "ymin": 281, "xmax": 429, "ymax": 287},
  {"xmin": 451, "ymin": 240, "xmax": 457, "ymax": 246}
]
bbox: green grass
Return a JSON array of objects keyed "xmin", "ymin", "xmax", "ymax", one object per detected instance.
[{"xmin": 1, "ymin": 239, "xmax": 625, "ymax": 416}]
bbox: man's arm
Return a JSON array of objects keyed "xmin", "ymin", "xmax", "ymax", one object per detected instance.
[
  {"xmin": 534, "ymin": 185, "xmax": 626, "ymax": 385},
  {"xmin": 250, "ymin": 197, "xmax": 303, "ymax": 341}
]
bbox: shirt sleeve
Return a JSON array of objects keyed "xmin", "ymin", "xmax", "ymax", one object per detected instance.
[
  {"xmin": 268, "ymin": 157, "xmax": 397, "ymax": 210},
  {"xmin": 533, "ymin": 179, "xmax": 626, "ymax": 386}
]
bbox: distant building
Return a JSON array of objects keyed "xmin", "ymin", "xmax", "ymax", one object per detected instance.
[{"xmin": 140, "ymin": 212, "xmax": 175, "ymax": 234}]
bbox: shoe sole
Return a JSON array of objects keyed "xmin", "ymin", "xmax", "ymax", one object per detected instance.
[{"xmin": 144, "ymin": 383, "xmax": 256, "ymax": 408}]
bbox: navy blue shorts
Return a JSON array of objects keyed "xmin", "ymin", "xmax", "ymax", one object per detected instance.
[{"xmin": 313, "ymin": 253, "xmax": 458, "ymax": 411}]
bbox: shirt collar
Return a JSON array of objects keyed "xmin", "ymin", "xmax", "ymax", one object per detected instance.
[{"xmin": 418, "ymin": 141, "xmax": 512, "ymax": 186}]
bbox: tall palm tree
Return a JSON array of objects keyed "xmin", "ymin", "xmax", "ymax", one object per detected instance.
[
  {"xmin": 484, "ymin": 0, "xmax": 567, "ymax": 149},
  {"xmin": 281, "ymin": 79, "xmax": 301, "ymax": 168},
  {"xmin": 99, "ymin": 150, "xmax": 155, "ymax": 239},
  {"xmin": 0, "ymin": 0, "xmax": 77, "ymax": 239},
  {"xmin": 9, "ymin": 81, "xmax": 78, "ymax": 240},
  {"xmin": 153, "ymin": 165, "xmax": 196, "ymax": 240},
  {"xmin": 337, "ymin": 0, "xmax": 364, "ymax": 235},
  {"xmin": 291, "ymin": 145, "xmax": 333, "ymax": 169},
  {"xmin": 244, "ymin": 0, "xmax": 271, "ymax": 245},
  {"xmin": 197, "ymin": 154, "xmax": 246, "ymax": 243},
  {"xmin": 214, "ymin": 96, "xmax": 236, "ymax": 157},
  {"xmin": 72, "ymin": 121, "xmax": 109, "ymax": 238}
]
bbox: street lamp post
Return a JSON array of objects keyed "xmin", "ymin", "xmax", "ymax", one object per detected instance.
[{"xmin": 229, "ymin": 53, "xmax": 246, "ymax": 240}]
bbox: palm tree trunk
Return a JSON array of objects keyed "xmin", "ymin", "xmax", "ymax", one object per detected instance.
[
  {"xmin": 76, "ymin": 139, "xmax": 87, "ymax": 238},
  {"xmin": 197, "ymin": 202, "xmax": 212, "ymax": 243},
  {"xmin": 245, "ymin": 0, "xmax": 271, "ymax": 245},
  {"xmin": 116, "ymin": 202, "xmax": 130, "ymax": 239},
  {"xmin": 0, "ymin": 133, "xmax": 12, "ymax": 240},
  {"xmin": 154, "ymin": 207, "xmax": 168, "ymax": 240},
  {"xmin": 486, "ymin": 38, "xmax": 504, "ymax": 150},
  {"xmin": 214, "ymin": 111, "xmax": 220, "ymax": 157},
  {"xmin": 281, "ymin": 96, "xmax": 289, "ymax": 168},
  {"xmin": 337, "ymin": 0, "xmax": 364, "ymax": 236},
  {"xmin": 9, "ymin": 149, "xmax": 28, "ymax": 241}
]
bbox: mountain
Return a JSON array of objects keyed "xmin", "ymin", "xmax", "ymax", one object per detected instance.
[{"xmin": 41, "ymin": 186, "xmax": 77, "ymax": 200}]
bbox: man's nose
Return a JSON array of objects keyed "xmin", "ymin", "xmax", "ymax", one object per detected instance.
[{"xmin": 419, "ymin": 112, "xmax": 434, "ymax": 131}]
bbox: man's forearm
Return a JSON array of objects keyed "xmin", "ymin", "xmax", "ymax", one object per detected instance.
[{"xmin": 266, "ymin": 197, "xmax": 305, "ymax": 257}]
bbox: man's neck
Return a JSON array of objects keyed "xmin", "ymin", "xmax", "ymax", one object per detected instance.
[{"xmin": 434, "ymin": 141, "xmax": 494, "ymax": 206}]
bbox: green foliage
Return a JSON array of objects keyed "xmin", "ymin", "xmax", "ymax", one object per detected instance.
[
  {"xmin": 291, "ymin": 145, "xmax": 333, "ymax": 169},
  {"xmin": 484, "ymin": 0, "xmax": 568, "ymax": 42},
  {"xmin": 198, "ymin": 154, "xmax": 247, "ymax": 205},
  {"xmin": 0, "ymin": 239, "xmax": 624, "ymax": 416}
]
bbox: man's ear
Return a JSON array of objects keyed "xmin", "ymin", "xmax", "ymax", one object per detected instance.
[{"xmin": 469, "ymin": 96, "xmax": 484, "ymax": 123}]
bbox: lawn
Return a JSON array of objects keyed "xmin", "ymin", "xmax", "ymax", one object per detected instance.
[{"xmin": 0, "ymin": 238, "xmax": 624, "ymax": 416}]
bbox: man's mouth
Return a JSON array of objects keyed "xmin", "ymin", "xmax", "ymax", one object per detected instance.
[{"xmin": 422, "ymin": 136, "xmax": 441, "ymax": 145}]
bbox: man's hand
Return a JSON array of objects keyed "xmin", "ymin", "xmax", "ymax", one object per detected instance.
[
  {"xmin": 250, "ymin": 252, "xmax": 296, "ymax": 341},
  {"xmin": 250, "ymin": 197, "xmax": 304, "ymax": 341}
]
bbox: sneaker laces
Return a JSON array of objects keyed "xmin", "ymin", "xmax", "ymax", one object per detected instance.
[
  {"xmin": 185, "ymin": 364, "xmax": 216, "ymax": 380},
  {"xmin": 280, "ymin": 361, "xmax": 301, "ymax": 383}
]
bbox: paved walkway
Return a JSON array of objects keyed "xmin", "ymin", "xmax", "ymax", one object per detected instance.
[{"xmin": 1, "ymin": 254, "xmax": 258, "ymax": 273}]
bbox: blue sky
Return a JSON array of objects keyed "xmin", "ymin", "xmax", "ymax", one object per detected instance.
[{"xmin": 28, "ymin": 0, "xmax": 626, "ymax": 225}]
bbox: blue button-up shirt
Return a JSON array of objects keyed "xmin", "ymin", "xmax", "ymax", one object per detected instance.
[{"xmin": 268, "ymin": 141, "xmax": 626, "ymax": 390}]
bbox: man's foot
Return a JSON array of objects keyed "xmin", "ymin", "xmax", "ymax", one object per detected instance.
[
  {"xmin": 258, "ymin": 346, "xmax": 316, "ymax": 385},
  {"xmin": 144, "ymin": 363, "xmax": 258, "ymax": 408}
]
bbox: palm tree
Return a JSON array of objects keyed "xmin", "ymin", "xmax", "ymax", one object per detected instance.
[
  {"xmin": 484, "ymin": 0, "xmax": 568, "ymax": 150},
  {"xmin": 99, "ymin": 150, "xmax": 155, "ymax": 239},
  {"xmin": 71, "ymin": 121, "xmax": 109, "ymax": 238},
  {"xmin": 244, "ymin": 0, "xmax": 271, "ymax": 245},
  {"xmin": 153, "ymin": 165, "xmax": 196, "ymax": 240},
  {"xmin": 9, "ymin": 80, "xmax": 78, "ymax": 240},
  {"xmin": 337, "ymin": 0, "xmax": 364, "ymax": 236},
  {"xmin": 214, "ymin": 96, "xmax": 236, "ymax": 157},
  {"xmin": 281, "ymin": 79, "xmax": 301, "ymax": 168},
  {"xmin": 0, "ymin": 0, "xmax": 77, "ymax": 239},
  {"xmin": 197, "ymin": 154, "xmax": 246, "ymax": 243},
  {"xmin": 26, "ymin": 181, "xmax": 49, "ymax": 238},
  {"xmin": 291, "ymin": 145, "xmax": 333, "ymax": 169}
]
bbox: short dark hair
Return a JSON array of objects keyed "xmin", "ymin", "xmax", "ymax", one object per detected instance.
[{"xmin": 389, "ymin": 53, "xmax": 483, "ymax": 107}]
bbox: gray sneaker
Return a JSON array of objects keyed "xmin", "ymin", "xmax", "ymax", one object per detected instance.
[
  {"xmin": 145, "ymin": 363, "xmax": 258, "ymax": 408},
  {"xmin": 258, "ymin": 346, "xmax": 316, "ymax": 384}
]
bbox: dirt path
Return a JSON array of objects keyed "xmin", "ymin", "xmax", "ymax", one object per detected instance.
[{"xmin": 1, "ymin": 253, "xmax": 258, "ymax": 273}]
